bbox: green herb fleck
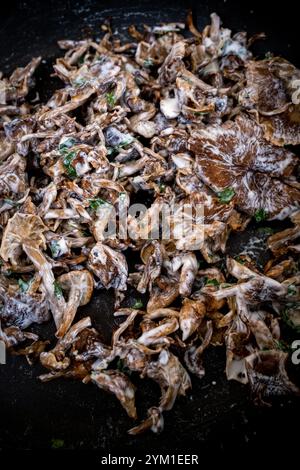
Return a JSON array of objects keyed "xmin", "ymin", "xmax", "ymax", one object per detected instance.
[
  {"xmin": 132, "ymin": 299, "xmax": 143, "ymax": 309},
  {"xmin": 264, "ymin": 51, "xmax": 273, "ymax": 60},
  {"xmin": 63, "ymin": 151, "xmax": 77, "ymax": 178},
  {"xmin": 3, "ymin": 199, "xmax": 20, "ymax": 207},
  {"xmin": 50, "ymin": 240, "xmax": 60, "ymax": 258},
  {"xmin": 217, "ymin": 187, "xmax": 235, "ymax": 204},
  {"xmin": 73, "ymin": 77, "xmax": 87, "ymax": 88},
  {"xmin": 51, "ymin": 438, "xmax": 65, "ymax": 449},
  {"xmin": 88, "ymin": 198, "xmax": 110, "ymax": 211},
  {"xmin": 275, "ymin": 340, "xmax": 289, "ymax": 352},
  {"xmin": 58, "ymin": 137, "xmax": 77, "ymax": 154},
  {"xmin": 143, "ymin": 58, "xmax": 153, "ymax": 68},
  {"xmin": 204, "ymin": 278, "xmax": 220, "ymax": 287},
  {"xmin": 116, "ymin": 358, "xmax": 132, "ymax": 376},
  {"xmin": 281, "ymin": 306, "xmax": 300, "ymax": 333},
  {"xmin": 287, "ymin": 284, "xmax": 297, "ymax": 297},
  {"xmin": 18, "ymin": 278, "xmax": 30, "ymax": 292},
  {"xmin": 220, "ymin": 283, "xmax": 233, "ymax": 288},
  {"xmin": 254, "ymin": 208, "xmax": 267, "ymax": 222},
  {"xmin": 235, "ymin": 256, "xmax": 246, "ymax": 265},
  {"xmin": 194, "ymin": 111, "xmax": 209, "ymax": 116},
  {"xmin": 106, "ymin": 92, "xmax": 116, "ymax": 108},
  {"xmin": 53, "ymin": 281, "xmax": 63, "ymax": 299},
  {"xmin": 257, "ymin": 226, "xmax": 274, "ymax": 236}
]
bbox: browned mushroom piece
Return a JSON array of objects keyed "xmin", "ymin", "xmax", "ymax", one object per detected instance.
[
  {"xmin": 0, "ymin": 212, "xmax": 66, "ymax": 326},
  {"xmin": 91, "ymin": 370, "xmax": 137, "ymax": 419},
  {"xmin": 55, "ymin": 270, "xmax": 94, "ymax": 337},
  {"xmin": 190, "ymin": 114, "xmax": 300, "ymax": 219},
  {"xmin": 245, "ymin": 350, "xmax": 300, "ymax": 405},
  {"xmin": 88, "ymin": 242, "xmax": 128, "ymax": 291}
]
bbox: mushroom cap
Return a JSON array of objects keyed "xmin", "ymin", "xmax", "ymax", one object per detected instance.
[
  {"xmin": 58, "ymin": 269, "xmax": 94, "ymax": 306},
  {"xmin": 0, "ymin": 213, "xmax": 47, "ymax": 266}
]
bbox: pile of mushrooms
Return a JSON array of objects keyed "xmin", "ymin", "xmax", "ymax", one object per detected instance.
[{"xmin": 0, "ymin": 12, "xmax": 299, "ymax": 434}]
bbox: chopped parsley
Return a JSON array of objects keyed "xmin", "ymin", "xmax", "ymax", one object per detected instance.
[
  {"xmin": 254, "ymin": 208, "xmax": 267, "ymax": 222},
  {"xmin": 132, "ymin": 299, "xmax": 143, "ymax": 309},
  {"xmin": 73, "ymin": 76, "xmax": 87, "ymax": 88},
  {"xmin": 275, "ymin": 340, "xmax": 289, "ymax": 352},
  {"xmin": 88, "ymin": 198, "xmax": 111, "ymax": 211},
  {"xmin": 217, "ymin": 187, "xmax": 235, "ymax": 204},
  {"xmin": 50, "ymin": 240, "xmax": 60, "ymax": 258},
  {"xmin": 107, "ymin": 137, "xmax": 134, "ymax": 156},
  {"xmin": 264, "ymin": 51, "xmax": 273, "ymax": 60},
  {"xmin": 235, "ymin": 256, "xmax": 246, "ymax": 265},
  {"xmin": 62, "ymin": 150, "xmax": 77, "ymax": 178},
  {"xmin": 58, "ymin": 137, "xmax": 77, "ymax": 154},
  {"xmin": 18, "ymin": 278, "xmax": 30, "ymax": 292},
  {"xmin": 204, "ymin": 278, "xmax": 220, "ymax": 287},
  {"xmin": 287, "ymin": 284, "xmax": 297, "ymax": 297},
  {"xmin": 281, "ymin": 305, "xmax": 300, "ymax": 332},
  {"xmin": 53, "ymin": 281, "xmax": 63, "ymax": 299},
  {"xmin": 194, "ymin": 111, "xmax": 209, "ymax": 116},
  {"xmin": 51, "ymin": 438, "xmax": 65, "ymax": 449},
  {"xmin": 257, "ymin": 226, "xmax": 274, "ymax": 236},
  {"xmin": 143, "ymin": 58, "xmax": 153, "ymax": 68},
  {"xmin": 3, "ymin": 199, "xmax": 20, "ymax": 207},
  {"xmin": 106, "ymin": 91, "xmax": 116, "ymax": 108},
  {"xmin": 116, "ymin": 358, "xmax": 132, "ymax": 376}
]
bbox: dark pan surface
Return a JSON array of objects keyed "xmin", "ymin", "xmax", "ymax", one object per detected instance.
[{"xmin": 0, "ymin": 0, "xmax": 300, "ymax": 454}]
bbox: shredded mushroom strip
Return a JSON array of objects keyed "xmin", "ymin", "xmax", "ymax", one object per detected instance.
[{"xmin": 0, "ymin": 12, "xmax": 300, "ymax": 435}]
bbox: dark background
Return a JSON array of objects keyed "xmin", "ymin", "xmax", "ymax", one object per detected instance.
[{"xmin": 0, "ymin": 0, "xmax": 300, "ymax": 458}]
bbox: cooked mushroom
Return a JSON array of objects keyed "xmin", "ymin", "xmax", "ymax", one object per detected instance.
[
  {"xmin": 88, "ymin": 242, "xmax": 128, "ymax": 290},
  {"xmin": 56, "ymin": 270, "xmax": 93, "ymax": 337},
  {"xmin": 1, "ymin": 11, "xmax": 300, "ymax": 436}
]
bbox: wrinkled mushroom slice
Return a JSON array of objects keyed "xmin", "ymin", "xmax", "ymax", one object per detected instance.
[
  {"xmin": 184, "ymin": 320, "xmax": 213, "ymax": 378},
  {"xmin": 4, "ymin": 56, "xmax": 41, "ymax": 101},
  {"xmin": 261, "ymin": 105, "xmax": 300, "ymax": 146},
  {"xmin": 213, "ymin": 258, "xmax": 287, "ymax": 303},
  {"xmin": 88, "ymin": 242, "xmax": 128, "ymax": 290},
  {"xmin": 179, "ymin": 298, "xmax": 206, "ymax": 341},
  {"xmin": 137, "ymin": 317, "xmax": 179, "ymax": 347},
  {"xmin": 91, "ymin": 370, "xmax": 137, "ymax": 419},
  {"xmin": 56, "ymin": 270, "xmax": 94, "ymax": 337},
  {"xmin": 158, "ymin": 41, "xmax": 186, "ymax": 85},
  {"xmin": 145, "ymin": 349, "xmax": 191, "ymax": 411},
  {"xmin": 40, "ymin": 316, "xmax": 92, "ymax": 370},
  {"xmin": 0, "ymin": 212, "xmax": 47, "ymax": 266},
  {"xmin": 0, "ymin": 290, "xmax": 50, "ymax": 329},
  {"xmin": 0, "ymin": 153, "xmax": 27, "ymax": 203},
  {"xmin": 0, "ymin": 323, "xmax": 38, "ymax": 348},
  {"xmin": 190, "ymin": 115, "xmax": 300, "ymax": 219},
  {"xmin": 128, "ymin": 406, "xmax": 164, "ymax": 435},
  {"xmin": 137, "ymin": 241, "xmax": 163, "ymax": 294},
  {"xmin": 56, "ymin": 269, "xmax": 94, "ymax": 337},
  {"xmin": 147, "ymin": 279, "xmax": 179, "ymax": 313},
  {"xmin": 0, "ymin": 212, "xmax": 66, "ymax": 326},
  {"xmin": 240, "ymin": 58, "xmax": 300, "ymax": 145},
  {"xmin": 240, "ymin": 59, "xmax": 291, "ymax": 114},
  {"xmin": 245, "ymin": 350, "xmax": 300, "ymax": 405}
]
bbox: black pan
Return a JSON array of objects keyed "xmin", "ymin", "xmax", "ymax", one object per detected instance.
[{"xmin": 0, "ymin": 0, "xmax": 299, "ymax": 456}]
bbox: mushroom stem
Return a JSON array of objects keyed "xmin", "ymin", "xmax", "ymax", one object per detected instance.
[
  {"xmin": 55, "ymin": 288, "xmax": 82, "ymax": 338},
  {"xmin": 23, "ymin": 242, "xmax": 66, "ymax": 327}
]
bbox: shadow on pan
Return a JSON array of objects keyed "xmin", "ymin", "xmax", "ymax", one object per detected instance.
[{"xmin": 0, "ymin": 0, "xmax": 300, "ymax": 454}]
